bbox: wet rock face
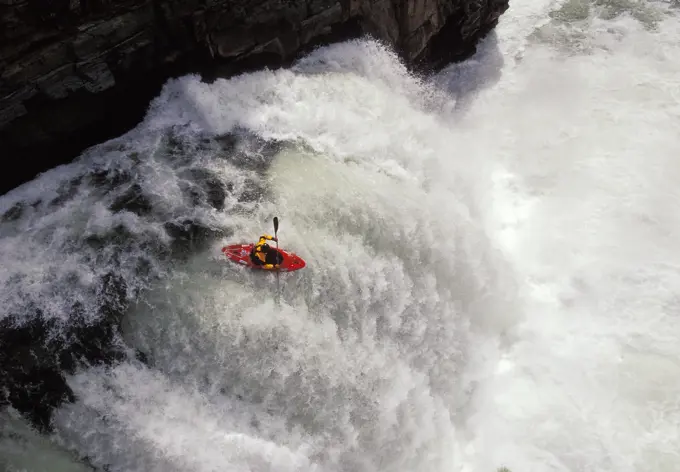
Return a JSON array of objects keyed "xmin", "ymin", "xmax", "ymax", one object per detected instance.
[
  {"xmin": 0, "ymin": 273, "xmax": 128, "ymax": 433},
  {"xmin": 0, "ymin": 0, "xmax": 508, "ymax": 195}
]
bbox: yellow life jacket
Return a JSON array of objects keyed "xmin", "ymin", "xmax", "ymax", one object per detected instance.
[{"xmin": 254, "ymin": 234, "xmax": 276, "ymax": 265}]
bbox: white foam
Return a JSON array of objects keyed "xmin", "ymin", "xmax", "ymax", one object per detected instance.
[
  {"xmin": 457, "ymin": 7, "xmax": 680, "ymax": 472},
  {"xmin": 2, "ymin": 1, "xmax": 680, "ymax": 471}
]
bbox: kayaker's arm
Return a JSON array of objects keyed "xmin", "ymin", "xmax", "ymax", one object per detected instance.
[{"xmin": 258, "ymin": 234, "xmax": 278, "ymax": 244}]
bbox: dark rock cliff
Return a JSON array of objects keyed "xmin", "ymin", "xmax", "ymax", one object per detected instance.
[{"xmin": 0, "ymin": 0, "xmax": 508, "ymax": 193}]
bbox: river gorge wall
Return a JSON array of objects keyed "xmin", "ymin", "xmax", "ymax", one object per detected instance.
[{"xmin": 0, "ymin": 0, "xmax": 508, "ymax": 194}]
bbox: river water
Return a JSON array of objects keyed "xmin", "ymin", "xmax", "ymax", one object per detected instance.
[{"xmin": 1, "ymin": 0, "xmax": 679, "ymax": 470}]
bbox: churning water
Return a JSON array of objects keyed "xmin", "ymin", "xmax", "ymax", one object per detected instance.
[{"xmin": 2, "ymin": 0, "xmax": 680, "ymax": 470}]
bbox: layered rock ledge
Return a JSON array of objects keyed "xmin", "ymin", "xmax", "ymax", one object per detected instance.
[{"xmin": 0, "ymin": 0, "xmax": 508, "ymax": 193}]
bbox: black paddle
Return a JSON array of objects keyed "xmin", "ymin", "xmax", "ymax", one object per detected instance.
[{"xmin": 273, "ymin": 216, "xmax": 280, "ymax": 305}]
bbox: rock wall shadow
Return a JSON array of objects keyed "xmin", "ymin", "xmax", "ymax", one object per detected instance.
[{"xmin": 432, "ymin": 32, "xmax": 504, "ymax": 116}]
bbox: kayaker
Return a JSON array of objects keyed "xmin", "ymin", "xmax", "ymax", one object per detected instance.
[{"xmin": 250, "ymin": 234, "xmax": 281, "ymax": 269}]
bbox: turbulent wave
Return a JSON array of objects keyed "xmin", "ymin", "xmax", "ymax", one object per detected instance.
[{"xmin": 2, "ymin": 0, "xmax": 680, "ymax": 471}]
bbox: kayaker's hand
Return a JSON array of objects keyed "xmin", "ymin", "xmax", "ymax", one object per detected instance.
[{"xmin": 272, "ymin": 237, "xmax": 278, "ymax": 242}]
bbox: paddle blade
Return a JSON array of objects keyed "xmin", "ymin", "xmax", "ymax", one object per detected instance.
[{"xmin": 273, "ymin": 217, "xmax": 279, "ymax": 234}]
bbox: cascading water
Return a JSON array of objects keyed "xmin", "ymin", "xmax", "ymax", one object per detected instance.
[{"xmin": 2, "ymin": 0, "xmax": 680, "ymax": 471}]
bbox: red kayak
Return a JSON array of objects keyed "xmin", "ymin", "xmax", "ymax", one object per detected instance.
[{"xmin": 221, "ymin": 244, "xmax": 306, "ymax": 272}]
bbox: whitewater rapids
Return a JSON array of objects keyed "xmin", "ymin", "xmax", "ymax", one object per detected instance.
[{"xmin": 2, "ymin": 0, "xmax": 680, "ymax": 471}]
